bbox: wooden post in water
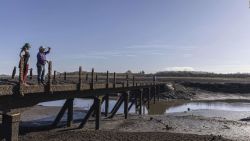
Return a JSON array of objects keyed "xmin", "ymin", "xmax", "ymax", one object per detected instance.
[
  {"xmin": 12, "ymin": 66, "xmax": 16, "ymax": 79},
  {"xmin": 91, "ymin": 68, "xmax": 94, "ymax": 90}
]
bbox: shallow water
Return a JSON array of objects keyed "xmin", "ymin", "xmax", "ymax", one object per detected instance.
[
  {"xmin": 38, "ymin": 99, "xmax": 148, "ymax": 114},
  {"xmin": 21, "ymin": 99, "xmax": 250, "ymax": 127},
  {"xmin": 166, "ymin": 101, "xmax": 250, "ymax": 113}
]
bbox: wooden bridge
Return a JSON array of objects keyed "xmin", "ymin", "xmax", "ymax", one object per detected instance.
[{"xmin": 0, "ymin": 59, "xmax": 167, "ymax": 141}]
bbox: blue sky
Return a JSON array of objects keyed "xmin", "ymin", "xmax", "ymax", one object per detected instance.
[{"xmin": 1, "ymin": 0, "xmax": 250, "ymax": 74}]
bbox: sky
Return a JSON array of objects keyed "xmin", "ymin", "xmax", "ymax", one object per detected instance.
[{"xmin": 1, "ymin": 0, "xmax": 250, "ymax": 74}]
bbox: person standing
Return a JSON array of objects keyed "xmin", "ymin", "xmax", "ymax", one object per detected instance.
[
  {"xmin": 37, "ymin": 46, "xmax": 51, "ymax": 84},
  {"xmin": 19, "ymin": 43, "xmax": 31, "ymax": 85}
]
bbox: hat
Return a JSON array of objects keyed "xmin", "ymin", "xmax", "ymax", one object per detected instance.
[
  {"xmin": 39, "ymin": 46, "xmax": 45, "ymax": 51},
  {"xmin": 22, "ymin": 43, "xmax": 31, "ymax": 50}
]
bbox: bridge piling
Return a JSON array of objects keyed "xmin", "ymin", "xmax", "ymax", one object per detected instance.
[
  {"xmin": 138, "ymin": 89, "xmax": 143, "ymax": 115},
  {"xmin": 95, "ymin": 96, "xmax": 101, "ymax": 130},
  {"xmin": 67, "ymin": 98, "xmax": 74, "ymax": 127},
  {"xmin": 124, "ymin": 91, "xmax": 129, "ymax": 119},
  {"xmin": 2, "ymin": 112, "xmax": 20, "ymax": 141},
  {"xmin": 147, "ymin": 88, "xmax": 151, "ymax": 109},
  {"xmin": 104, "ymin": 71, "xmax": 109, "ymax": 117}
]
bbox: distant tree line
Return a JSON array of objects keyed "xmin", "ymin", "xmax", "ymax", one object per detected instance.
[{"xmin": 155, "ymin": 71, "xmax": 250, "ymax": 78}]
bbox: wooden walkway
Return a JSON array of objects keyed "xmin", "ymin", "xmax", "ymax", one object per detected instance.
[{"xmin": 0, "ymin": 59, "xmax": 167, "ymax": 141}]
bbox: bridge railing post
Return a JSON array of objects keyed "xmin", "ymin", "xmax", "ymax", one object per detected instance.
[
  {"xmin": 133, "ymin": 76, "xmax": 135, "ymax": 87},
  {"xmin": 113, "ymin": 72, "xmax": 116, "ymax": 88},
  {"xmin": 47, "ymin": 61, "xmax": 52, "ymax": 93},
  {"xmin": 126, "ymin": 73, "xmax": 129, "ymax": 87},
  {"xmin": 78, "ymin": 66, "xmax": 82, "ymax": 91},
  {"xmin": 29, "ymin": 68, "xmax": 33, "ymax": 80},
  {"xmin": 91, "ymin": 68, "xmax": 94, "ymax": 90},
  {"xmin": 53, "ymin": 70, "xmax": 56, "ymax": 82},
  {"xmin": 11, "ymin": 66, "xmax": 16, "ymax": 79}
]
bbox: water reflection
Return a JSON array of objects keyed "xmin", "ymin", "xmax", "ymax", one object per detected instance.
[{"xmin": 39, "ymin": 99, "xmax": 250, "ymax": 116}]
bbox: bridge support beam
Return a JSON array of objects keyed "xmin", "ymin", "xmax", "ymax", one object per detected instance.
[
  {"xmin": 109, "ymin": 94, "xmax": 124, "ymax": 118},
  {"xmin": 52, "ymin": 98, "xmax": 74, "ymax": 127},
  {"xmin": 79, "ymin": 96, "xmax": 101, "ymax": 130},
  {"xmin": 2, "ymin": 112, "xmax": 20, "ymax": 141}
]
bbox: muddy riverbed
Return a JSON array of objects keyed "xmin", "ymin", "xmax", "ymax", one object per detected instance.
[{"xmin": 3, "ymin": 82, "xmax": 250, "ymax": 141}]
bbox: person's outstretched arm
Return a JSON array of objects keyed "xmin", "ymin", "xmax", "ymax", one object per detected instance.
[{"xmin": 45, "ymin": 47, "xmax": 51, "ymax": 55}]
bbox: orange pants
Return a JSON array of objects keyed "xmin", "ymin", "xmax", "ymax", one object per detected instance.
[{"xmin": 23, "ymin": 64, "xmax": 29, "ymax": 83}]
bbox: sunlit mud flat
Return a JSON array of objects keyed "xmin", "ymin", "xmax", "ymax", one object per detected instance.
[{"xmin": 17, "ymin": 82, "xmax": 250, "ymax": 141}]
